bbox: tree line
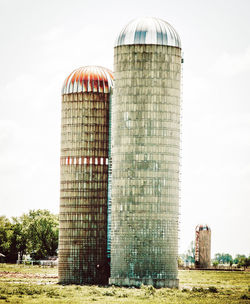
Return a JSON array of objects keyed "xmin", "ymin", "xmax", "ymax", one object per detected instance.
[
  {"xmin": 213, "ymin": 253, "xmax": 250, "ymax": 268},
  {"xmin": 1, "ymin": 211, "xmax": 249, "ymax": 268},
  {"xmin": 180, "ymin": 241, "xmax": 250, "ymax": 268},
  {"xmin": 0, "ymin": 209, "xmax": 58, "ymax": 262}
]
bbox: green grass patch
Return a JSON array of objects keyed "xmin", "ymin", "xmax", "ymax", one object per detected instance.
[{"xmin": 0, "ymin": 263, "xmax": 57, "ymax": 275}]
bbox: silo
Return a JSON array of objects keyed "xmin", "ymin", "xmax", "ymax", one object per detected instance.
[
  {"xmin": 195, "ymin": 225, "xmax": 211, "ymax": 269},
  {"xmin": 110, "ymin": 17, "xmax": 182, "ymax": 288},
  {"xmin": 59, "ymin": 66, "xmax": 113, "ymax": 284}
]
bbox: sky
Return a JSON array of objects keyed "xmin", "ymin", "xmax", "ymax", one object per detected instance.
[{"xmin": 0, "ymin": 0, "xmax": 249, "ymax": 258}]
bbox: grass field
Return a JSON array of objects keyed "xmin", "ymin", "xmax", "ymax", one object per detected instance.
[{"xmin": 0, "ymin": 264, "xmax": 249, "ymax": 303}]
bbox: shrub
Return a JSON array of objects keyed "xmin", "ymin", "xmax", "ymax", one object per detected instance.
[
  {"xmin": 102, "ymin": 288, "xmax": 116, "ymax": 296},
  {"xmin": 208, "ymin": 286, "xmax": 218, "ymax": 293},
  {"xmin": 192, "ymin": 287, "xmax": 205, "ymax": 292},
  {"xmin": 16, "ymin": 285, "xmax": 44, "ymax": 295},
  {"xmin": 213, "ymin": 261, "xmax": 219, "ymax": 268},
  {"xmin": 46, "ymin": 289, "xmax": 61, "ymax": 298},
  {"xmin": 118, "ymin": 292, "xmax": 128, "ymax": 298},
  {"xmin": 141, "ymin": 285, "xmax": 156, "ymax": 296},
  {"xmin": 240, "ymin": 294, "xmax": 249, "ymax": 300}
]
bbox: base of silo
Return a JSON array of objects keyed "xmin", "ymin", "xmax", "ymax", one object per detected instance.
[
  {"xmin": 58, "ymin": 277, "xmax": 109, "ymax": 286},
  {"xmin": 109, "ymin": 277, "xmax": 179, "ymax": 288}
]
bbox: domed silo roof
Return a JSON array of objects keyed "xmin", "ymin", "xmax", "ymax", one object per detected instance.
[
  {"xmin": 196, "ymin": 224, "xmax": 211, "ymax": 231},
  {"xmin": 115, "ymin": 17, "xmax": 181, "ymax": 48},
  {"xmin": 62, "ymin": 66, "xmax": 114, "ymax": 95}
]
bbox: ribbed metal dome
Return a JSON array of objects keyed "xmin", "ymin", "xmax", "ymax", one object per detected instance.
[
  {"xmin": 196, "ymin": 224, "xmax": 211, "ymax": 231},
  {"xmin": 115, "ymin": 17, "xmax": 181, "ymax": 48},
  {"xmin": 62, "ymin": 66, "xmax": 114, "ymax": 95}
]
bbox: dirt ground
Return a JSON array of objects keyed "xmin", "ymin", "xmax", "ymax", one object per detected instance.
[{"xmin": 0, "ymin": 271, "xmax": 57, "ymax": 279}]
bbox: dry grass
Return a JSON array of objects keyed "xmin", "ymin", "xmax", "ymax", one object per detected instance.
[{"xmin": 0, "ymin": 264, "xmax": 249, "ymax": 303}]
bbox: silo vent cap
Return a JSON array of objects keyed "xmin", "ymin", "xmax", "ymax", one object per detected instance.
[
  {"xmin": 115, "ymin": 17, "xmax": 181, "ymax": 48},
  {"xmin": 196, "ymin": 224, "xmax": 211, "ymax": 232},
  {"xmin": 62, "ymin": 66, "xmax": 114, "ymax": 95}
]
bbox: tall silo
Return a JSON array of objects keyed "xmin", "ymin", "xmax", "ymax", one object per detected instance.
[
  {"xmin": 195, "ymin": 224, "xmax": 211, "ymax": 269},
  {"xmin": 110, "ymin": 17, "xmax": 182, "ymax": 288},
  {"xmin": 59, "ymin": 66, "xmax": 113, "ymax": 285}
]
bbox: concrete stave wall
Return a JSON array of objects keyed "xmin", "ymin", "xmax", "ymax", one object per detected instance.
[
  {"xmin": 197, "ymin": 230, "xmax": 211, "ymax": 269},
  {"xmin": 110, "ymin": 45, "xmax": 181, "ymax": 288},
  {"xmin": 59, "ymin": 92, "xmax": 109, "ymax": 284}
]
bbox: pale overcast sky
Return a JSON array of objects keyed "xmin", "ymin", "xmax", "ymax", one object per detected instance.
[{"xmin": 0, "ymin": 0, "xmax": 249, "ymax": 257}]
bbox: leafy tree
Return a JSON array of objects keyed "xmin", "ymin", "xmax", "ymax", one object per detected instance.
[
  {"xmin": 233, "ymin": 254, "xmax": 246, "ymax": 265},
  {"xmin": 237, "ymin": 256, "xmax": 250, "ymax": 269},
  {"xmin": 214, "ymin": 253, "xmax": 221, "ymax": 263},
  {"xmin": 178, "ymin": 256, "xmax": 184, "ymax": 267},
  {"xmin": 212, "ymin": 260, "xmax": 219, "ymax": 268},
  {"xmin": 0, "ymin": 210, "xmax": 59, "ymax": 262},
  {"xmin": 224, "ymin": 253, "xmax": 233, "ymax": 264},
  {"xmin": 9, "ymin": 217, "xmax": 27, "ymax": 262},
  {"xmin": 245, "ymin": 257, "xmax": 250, "ymax": 268},
  {"xmin": 20, "ymin": 209, "xmax": 59, "ymax": 260},
  {"xmin": 183, "ymin": 241, "xmax": 195, "ymax": 265},
  {"xmin": 0, "ymin": 216, "xmax": 26, "ymax": 262},
  {"xmin": 214, "ymin": 253, "xmax": 233, "ymax": 264},
  {"xmin": 0, "ymin": 216, "xmax": 13, "ymax": 259}
]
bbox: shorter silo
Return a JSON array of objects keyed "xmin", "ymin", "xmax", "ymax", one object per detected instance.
[
  {"xmin": 59, "ymin": 66, "xmax": 113, "ymax": 285},
  {"xmin": 195, "ymin": 224, "xmax": 211, "ymax": 269}
]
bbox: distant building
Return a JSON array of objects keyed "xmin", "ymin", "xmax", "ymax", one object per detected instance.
[{"xmin": 195, "ymin": 225, "xmax": 211, "ymax": 269}]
